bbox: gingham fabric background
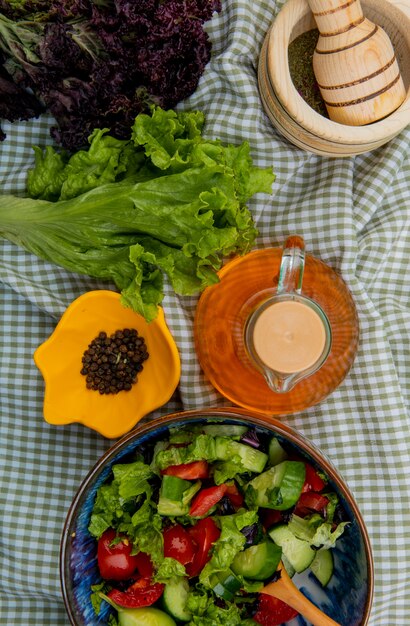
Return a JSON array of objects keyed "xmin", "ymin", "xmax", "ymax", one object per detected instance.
[{"xmin": 1, "ymin": 1, "xmax": 409, "ymax": 624}]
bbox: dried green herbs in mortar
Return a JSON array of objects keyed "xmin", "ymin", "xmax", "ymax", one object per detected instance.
[{"xmin": 288, "ymin": 29, "xmax": 329, "ymax": 117}]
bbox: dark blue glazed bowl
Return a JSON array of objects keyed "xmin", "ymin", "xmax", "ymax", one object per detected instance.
[{"xmin": 60, "ymin": 407, "xmax": 374, "ymax": 626}]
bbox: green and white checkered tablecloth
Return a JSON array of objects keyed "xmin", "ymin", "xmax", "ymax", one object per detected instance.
[{"xmin": 1, "ymin": 1, "xmax": 409, "ymax": 624}]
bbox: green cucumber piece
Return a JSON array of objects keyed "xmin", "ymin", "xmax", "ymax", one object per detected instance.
[
  {"xmin": 218, "ymin": 570, "xmax": 242, "ymax": 593},
  {"xmin": 100, "ymin": 594, "xmax": 176, "ymax": 626},
  {"xmin": 156, "ymin": 497, "xmax": 186, "ymax": 516},
  {"xmin": 212, "ymin": 580, "xmax": 234, "ymax": 601},
  {"xmin": 268, "ymin": 524, "xmax": 316, "ymax": 573},
  {"xmin": 160, "ymin": 475, "xmax": 192, "ymax": 500},
  {"xmin": 211, "ymin": 569, "xmax": 241, "ymax": 601},
  {"xmin": 118, "ymin": 608, "xmax": 176, "ymax": 626},
  {"xmin": 162, "ymin": 578, "xmax": 191, "ymax": 622},
  {"xmin": 215, "ymin": 438, "xmax": 268, "ymax": 473},
  {"xmin": 281, "ymin": 554, "xmax": 296, "ymax": 578},
  {"xmin": 245, "ymin": 461, "xmax": 305, "ymax": 510},
  {"xmin": 202, "ymin": 424, "xmax": 248, "ymax": 438},
  {"xmin": 268, "ymin": 438, "xmax": 288, "ymax": 466},
  {"xmin": 157, "ymin": 477, "xmax": 201, "ymax": 516},
  {"xmin": 156, "ymin": 433, "xmax": 267, "ymax": 473},
  {"xmin": 231, "ymin": 539, "xmax": 282, "ymax": 580},
  {"xmin": 310, "ymin": 549, "xmax": 334, "ymax": 586}
]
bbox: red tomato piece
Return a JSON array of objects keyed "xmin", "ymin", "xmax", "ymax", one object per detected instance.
[
  {"xmin": 189, "ymin": 484, "xmax": 228, "ymax": 517},
  {"xmin": 163, "ymin": 524, "xmax": 196, "ymax": 565},
  {"xmin": 253, "ymin": 593, "xmax": 299, "ymax": 625},
  {"xmin": 132, "ymin": 551, "xmax": 154, "ymax": 579},
  {"xmin": 107, "ymin": 578, "xmax": 164, "ymax": 608},
  {"xmin": 225, "ymin": 482, "xmax": 244, "ymax": 508},
  {"xmin": 294, "ymin": 491, "xmax": 329, "ymax": 517},
  {"xmin": 302, "ymin": 463, "xmax": 326, "ymax": 493},
  {"xmin": 186, "ymin": 517, "xmax": 220, "ymax": 577},
  {"xmin": 97, "ymin": 529, "xmax": 140, "ymax": 581},
  {"xmin": 161, "ymin": 460, "xmax": 209, "ymax": 479},
  {"xmin": 259, "ymin": 508, "xmax": 285, "ymax": 530}
]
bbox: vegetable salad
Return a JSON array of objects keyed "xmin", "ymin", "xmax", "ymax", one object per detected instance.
[{"xmin": 88, "ymin": 423, "xmax": 349, "ymax": 626}]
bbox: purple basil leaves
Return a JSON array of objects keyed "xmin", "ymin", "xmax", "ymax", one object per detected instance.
[{"xmin": 0, "ymin": 0, "xmax": 221, "ymax": 149}]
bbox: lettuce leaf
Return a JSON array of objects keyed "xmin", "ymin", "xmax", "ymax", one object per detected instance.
[
  {"xmin": 154, "ymin": 557, "xmax": 187, "ymax": 584},
  {"xmin": 27, "ymin": 129, "xmax": 146, "ymax": 201},
  {"xmin": 288, "ymin": 513, "xmax": 349, "ymax": 550},
  {"xmin": 155, "ymin": 434, "xmax": 217, "ymax": 469},
  {"xmin": 199, "ymin": 510, "xmax": 258, "ymax": 588},
  {"xmin": 88, "ymin": 460, "xmax": 154, "ymax": 539},
  {"xmin": 212, "ymin": 461, "xmax": 247, "ymax": 485},
  {"xmin": 186, "ymin": 590, "xmax": 255, "ymax": 626},
  {"xmin": 127, "ymin": 500, "xmax": 164, "ymax": 566},
  {"xmin": 111, "ymin": 461, "xmax": 154, "ymax": 501},
  {"xmin": 310, "ymin": 521, "xmax": 349, "ymax": 549},
  {"xmin": 0, "ymin": 107, "xmax": 275, "ymax": 321}
]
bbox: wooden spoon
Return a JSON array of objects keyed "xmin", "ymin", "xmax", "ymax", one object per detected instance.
[{"xmin": 262, "ymin": 562, "xmax": 341, "ymax": 626}]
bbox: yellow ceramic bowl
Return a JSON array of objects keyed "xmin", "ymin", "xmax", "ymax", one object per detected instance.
[{"xmin": 34, "ymin": 290, "xmax": 180, "ymax": 438}]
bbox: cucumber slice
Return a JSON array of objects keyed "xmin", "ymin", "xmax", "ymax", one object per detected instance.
[
  {"xmin": 281, "ymin": 554, "xmax": 296, "ymax": 578},
  {"xmin": 214, "ymin": 438, "xmax": 268, "ymax": 473},
  {"xmin": 160, "ymin": 475, "xmax": 192, "ymax": 500},
  {"xmin": 268, "ymin": 524, "xmax": 316, "ymax": 573},
  {"xmin": 231, "ymin": 539, "xmax": 282, "ymax": 580},
  {"xmin": 219, "ymin": 570, "xmax": 242, "ymax": 593},
  {"xmin": 211, "ymin": 569, "xmax": 241, "ymax": 601},
  {"xmin": 310, "ymin": 549, "xmax": 334, "ymax": 587},
  {"xmin": 245, "ymin": 461, "xmax": 305, "ymax": 510},
  {"xmin": 117, "ymin": 607, "xmax": 177, "ymax": 626},
  {"xmin": 157, "ymin": 477, "xmax": 201, "ymax": 516},
  {"xmin": 268, "ymin": 438, "xmax": 288, "ymax": 466},
  {"xmin": 202, "ymin": 424, "xmax": 248, "ymax": 438},
  {"xmin": 162, "ymin": 578, "xmax": 191, "ymax": 622}
]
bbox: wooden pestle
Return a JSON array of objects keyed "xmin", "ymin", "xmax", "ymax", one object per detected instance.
[{"xmin": 306, "ymin": 0, "xmax": 406, "ymax": 125}]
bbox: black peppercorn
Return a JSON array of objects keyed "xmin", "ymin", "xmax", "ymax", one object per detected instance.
[{"xmin": 80, "ymin": 328, "xmax": 149, "ymax": 395}]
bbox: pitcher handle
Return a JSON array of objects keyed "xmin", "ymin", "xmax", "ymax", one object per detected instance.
[{"xmin": 276, "ymin": 235, "xmax": 305, "ymax": 295}]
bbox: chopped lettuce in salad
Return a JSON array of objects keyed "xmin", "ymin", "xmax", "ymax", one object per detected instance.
[{"xmin": 87, "ymin": 423, "xmax": 349, "ymax": 626}]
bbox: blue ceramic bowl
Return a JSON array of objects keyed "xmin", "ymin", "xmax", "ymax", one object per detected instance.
[{"xmin": 60, "ymin": 407, "xmax": 374, "ymax": 626}]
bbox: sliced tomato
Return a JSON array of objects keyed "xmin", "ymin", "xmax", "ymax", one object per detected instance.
[
  {"xmin": 302, "ymin": 463, "xmax": 326, "ymax": 493},
  {"xmin": 107, "ymin": 577, "xmax": 164, "ymax": 608},
  {"xmin": 186, "ymin": 517, "xmax": 220, "ymax": 577},
  {"xmin": 294, "ymin": 491, "xmax": 329, "ymax": 517},
  {"xmin": 253, "ymin": 593, "xmax": 299, "ymax": 625},
  {"xmin": 161, "ymin": 460, "xmax": 209, "ymax": 479},
  {"xmin": 97, "ymin": 528, "xmax": 140, "ymax": 581},
  {"xmin": 132, "ymin": 551, "xmax": 154, "ymax": 579},
  {"xmin": 163, "ymin": 523, "xmax": 196, "ymax": 565},
  {"xmin": 225, "ymin": 482, "xmax": 244, "ymax": 508},
  {"xmin": 189, "ymin": 484, "xmax": 228, "ymax": 517},
  {"xmin": 259, "ymin": 508, "xmax": 285, "ymax": 530}
]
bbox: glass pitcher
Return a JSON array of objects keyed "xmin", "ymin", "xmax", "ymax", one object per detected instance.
[
  {"xmin": 194, "ymin": 236, "xmax": 359, "ymax": 415},
  {"xmin": 244, "ymin": 236, "xmax": 332, "ymax": 394}
]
